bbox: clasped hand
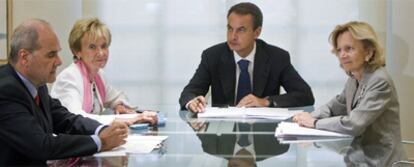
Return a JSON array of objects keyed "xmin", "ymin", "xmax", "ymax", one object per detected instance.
[
  {"xmin": 188, "ymin": 94, "xmax": 270, "ymax": 113},
  {"xmin": 115, "ymin": 111, "xmax": 158, "ymax": 125}
]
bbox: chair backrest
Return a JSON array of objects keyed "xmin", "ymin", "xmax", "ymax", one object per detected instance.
[
  {"xmin": 0, "ymin": 59, "xmax": 7, "ymax": 65},
  {"xmin": 392, "ymin": 140, "xmax": 414, "ymax": 166}
]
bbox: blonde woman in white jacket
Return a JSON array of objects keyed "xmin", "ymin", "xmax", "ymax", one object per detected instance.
[{"xmin": 51, "ymin": 17, "xmax": 157, "ymax": 125}]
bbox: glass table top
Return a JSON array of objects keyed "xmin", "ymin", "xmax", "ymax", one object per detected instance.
[{"xmin": 50, "ymin": 105, "xmax": 408, "ymax": 167}]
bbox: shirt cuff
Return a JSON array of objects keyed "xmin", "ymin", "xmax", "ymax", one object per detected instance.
[
  {"xmin": 92, "ymin": 125, "xmax": 107, "ymax": 152},
  {"xmin": 95, "ymin": 125, "xmax": 107, "ymax": 135},
  {"xmin": 185, "ymin": 101, "xmax": 191, "ymax": 110},
  {"xmin": 91, "ymin": 135, "xmax": 102, "ymax": 152}
]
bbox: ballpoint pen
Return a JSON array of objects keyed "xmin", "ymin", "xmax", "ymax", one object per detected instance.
[{"xmin": 135, "ymin": 109, "xmax": 160, "ymax": 113}]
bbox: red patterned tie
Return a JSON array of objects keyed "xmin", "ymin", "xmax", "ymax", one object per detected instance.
[{"xmin": 34, "ymin": 95, "xmax": 40, "ymax": 106}]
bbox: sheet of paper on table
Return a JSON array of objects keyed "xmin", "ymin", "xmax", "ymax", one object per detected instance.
[
  {"xmin": 94, "ymin": 135, "xmax": 168, "ymax": 157},
  {"xmin": 197, "ymin": 107, "xmax": 301, "ymax": 120},
  {"xmin": 275, "ymin": 122, "xmax": 351, "ymax": 138},
  {"xmin": 90, "ymin": 114, "xmax": 138, "ymax": 125}
]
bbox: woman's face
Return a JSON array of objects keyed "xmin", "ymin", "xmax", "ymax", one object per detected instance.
[
  {"xmin": 75, "ymin": 33, "xmax": 109, "ymax": 75},
  {"xmin": 335, "ymin": 31, "xmax": 369, "ymax": 75}
]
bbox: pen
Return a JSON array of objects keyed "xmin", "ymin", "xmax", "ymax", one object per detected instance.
[{"xmin": 135, "ymin": 109, "xmax": 159, "ymax": 113}]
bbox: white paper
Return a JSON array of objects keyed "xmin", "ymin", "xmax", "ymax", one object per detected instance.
[
  {"xmin": 277, "ymin": 137, "xmax": 352, "ymax": 144},
  {"xmin": 93, "ymin": 135, "xmax": 168, "ymax": 157},
  {"xmin": 197, "ymin": 107, "xmax": 300, "ymax": 120},
  {"xmin": 92, "ymin": 114, "xmax": 139, "ymax": 125},
  {"xmin": 275, "ymin": 122, "xmax": 351, "ymax": 138}
]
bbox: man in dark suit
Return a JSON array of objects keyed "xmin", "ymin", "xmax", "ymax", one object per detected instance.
[
  {"xmin": 0, "ymin": 19, "xmax": 129, "ymax": 166},
  {"xmin": 179, "ymin": 2, "xmax": 314, "ymax": 112}
]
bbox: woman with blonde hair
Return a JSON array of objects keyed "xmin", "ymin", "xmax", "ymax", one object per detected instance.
[
  {"xmin": 51, "ymin": 17, "xmax": 157, "ymax": 125},
  {"xmin": 293, "ymin": 21, "xmax": 405, "ymax": 166}
]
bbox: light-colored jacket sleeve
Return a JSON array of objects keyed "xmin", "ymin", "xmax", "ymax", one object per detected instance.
[
  {"xmin": 314, "ymin": 76, "xmax": 394, "ymax": 136},
  {"xmin": 51, "ymin": 64, "xmax": 114, "ymax": 124},
  {"xmin": 98, "ymin": 70, "xmax": 133, "ymax": 109},
  {"xmin": 311, "ymin": 87, "xmax": 347, "ymax": 119}
]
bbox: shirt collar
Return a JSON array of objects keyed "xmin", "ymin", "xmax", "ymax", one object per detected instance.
[
  {"xmin": 16, "ymin": 71, "xmax": 38, "ymax": 98},
  {"xmin": 234, "ymin": 42, "xmax": 256, "ymax": 63}
]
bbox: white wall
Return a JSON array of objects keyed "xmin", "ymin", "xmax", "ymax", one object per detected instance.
[
  {"xmin": 12, "ymin": 0, "xmax": 82, "ymax": 72},
  {"xmin": 389, "ymin": 0, "xmax": 414, "ymax": 159}
]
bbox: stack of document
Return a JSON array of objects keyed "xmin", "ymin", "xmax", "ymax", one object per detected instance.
[
  {"xmin": 94, "ymin": 135, "xmax": 168, "ymax": 157},
  {"xmin": 275, "ymin": 122, "xmax": 351, "ymax": 143},
  {"xmin": 93, "ymin": 114, "xmax": 140, "ymax": 125},
  {"xmin": 197, "ymin": 107, "xmax": 301, "ymax": 120}
]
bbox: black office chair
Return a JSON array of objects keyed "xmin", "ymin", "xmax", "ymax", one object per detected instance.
[{"xmin": 392, "ymin": 140, "xmax": 414, "ymax": 166}]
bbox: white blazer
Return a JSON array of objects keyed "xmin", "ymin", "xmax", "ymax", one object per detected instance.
[{"xmin": 51, "ymin": 63, "xmax": 132, "ymax": 123}]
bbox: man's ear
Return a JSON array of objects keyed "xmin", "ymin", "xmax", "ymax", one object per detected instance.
[
  {"xmin": 17, "ymin": 49, "xmax": 31, "ymax": 66},
  {"xmin": 254, "ymin": 26, "xmax": 262, "ymax": 39}
]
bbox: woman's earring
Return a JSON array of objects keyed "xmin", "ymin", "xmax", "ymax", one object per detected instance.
[{"xmin": 365, "ymin": 57, "xmax": 370, "ymax": 62}]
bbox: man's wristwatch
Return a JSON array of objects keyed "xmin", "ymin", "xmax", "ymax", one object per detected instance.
[{"xmin": 267, "ymin": 97, "xmax": 275, "ymax": 107}]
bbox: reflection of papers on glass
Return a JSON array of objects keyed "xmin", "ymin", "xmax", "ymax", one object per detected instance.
[
  {"xmin": 275, "ymin": 122, "xmax": 351, "ymax": 138},
  {"xmin": 93, "ymin": 135, "xmax": 168, "ymax": 157},
  {"xmin": 197, "ymin": 107, "xmax": 301, "ymax": 120}
]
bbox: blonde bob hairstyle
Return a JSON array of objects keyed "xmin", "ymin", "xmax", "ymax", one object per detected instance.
[
  {"xmin": 329, "ymin": 21, "xmax": 385, "ymax": 74},
  {"xmin": 68, "ymin": 17, "xmax": 111, "ymax": 61}
]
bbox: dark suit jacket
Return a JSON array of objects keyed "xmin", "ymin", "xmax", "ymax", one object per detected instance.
[
  {"xmin": 0, "ymin": 64, "xmax": 102, "ymax": 166},
  {"xmin": 179, "ymin": 39, "xmax": 314, "ymax": 109}
]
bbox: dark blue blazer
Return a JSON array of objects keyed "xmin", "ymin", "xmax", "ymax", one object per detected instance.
[
  {"xmin": 0, "ymin": 64, "xmax": 102, "ymax": 166},
  {"xmin": 179, "ymin": 39, "xmax": 314, "ymax": 109}
]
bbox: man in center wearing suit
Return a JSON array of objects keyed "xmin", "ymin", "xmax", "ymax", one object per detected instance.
[{"xmin": 179, "ymin": 2, "xmax": 314, "ymax": 112}]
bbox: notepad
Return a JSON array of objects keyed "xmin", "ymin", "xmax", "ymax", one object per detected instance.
[
  {"xmin": 275, "ymin": 122, "xmax": 351, "ymax": 138},
  {"xmin": 197, "ymin": 107, "xmax": 301, "ymax": 120},
  {"xmin": 94, "ymin": 135, "xmax": 168, "ymax": 157}
]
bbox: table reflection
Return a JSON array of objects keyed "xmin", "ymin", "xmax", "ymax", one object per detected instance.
[
  {"xmin": 185, "ymin": 119, "xmax": 289, "ymax": 166},
  {"xmin": 49, "ymin": 106, "xmax": 409, "ymax": 167}
]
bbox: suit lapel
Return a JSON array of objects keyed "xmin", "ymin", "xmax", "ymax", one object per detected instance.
[
  {"xmin": 346, "ymin": 79, "xmax": 358, "ymax": 112},
  {"xmin": 7, "ymin": 64, "xmax": 40, "ymax": 115},
  {"xmin": 219, "ymin": 50, "xmax": 236, "ymax": 105},
  {"xmin": 253, "ymin": 42, "xmax": 269, "ymax": 97},
  {"xmin": 350, "ymin": 70, "xmax": 372, "ymax": 110},
  {"xmin": 7, "ymin": 65, "xmax": 52, "ymax": 132}
]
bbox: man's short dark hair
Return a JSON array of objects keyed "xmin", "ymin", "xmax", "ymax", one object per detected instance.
[{"xmin": 227, "ymin": 2, "xmax": 263, "ymax": 30}]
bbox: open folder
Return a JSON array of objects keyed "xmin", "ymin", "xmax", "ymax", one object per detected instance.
[
  {"xmin": 275, "ymin": 122, "xmax": 351, "ymax": 138},
  {"xmin": 197, "ymin": 107, "xmax": 301, "ymax": 120}
]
